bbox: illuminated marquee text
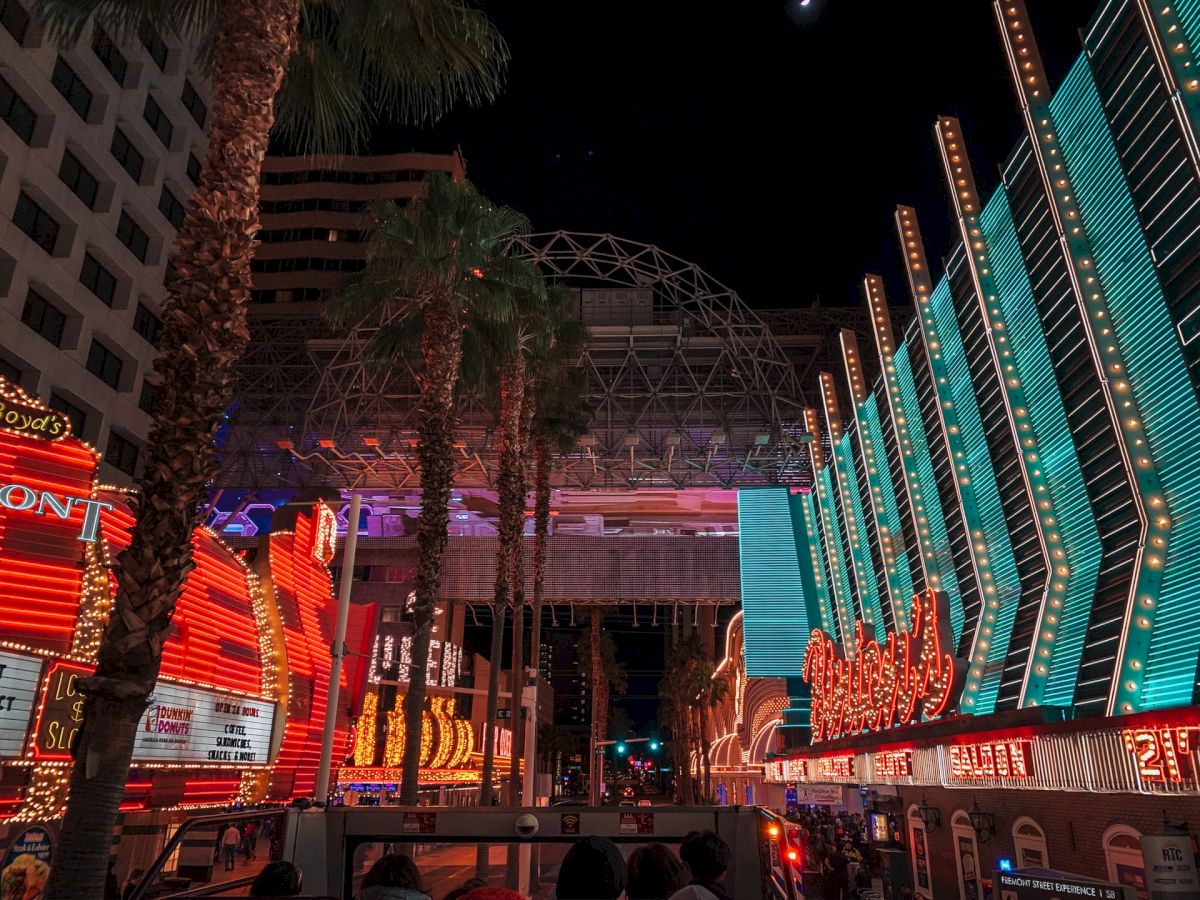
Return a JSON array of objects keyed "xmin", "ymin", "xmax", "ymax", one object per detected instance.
[{"xmin": 947, "ymin": 739, "xmax": 1032, "ymax": 781}]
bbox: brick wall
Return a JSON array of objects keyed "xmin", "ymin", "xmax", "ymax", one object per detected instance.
[{"xmin": 885, "ymin": 785, "xmax": 1200, "ymax": 900}]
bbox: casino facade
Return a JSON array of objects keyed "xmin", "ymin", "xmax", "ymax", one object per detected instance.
[{"xmin": 735, "ymin": 1, "xmax": 1200, "ymax": 896}]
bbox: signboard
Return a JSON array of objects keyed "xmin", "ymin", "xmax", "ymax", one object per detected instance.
[
  {"xmin": 0, "ymin": 392, "xmax": 69, "ymax": 441},
  {"xmin": 994, "ymin": 870, "xmax": 1130, "ymax": 900},
  {"xmin": 803, "ymin": 589, "xmax": 967, "ymax": 741},
  {"xmin": 402, "ymin": 812, "xmax": 436, "ymax": 835},
  {"xmin": 1140, "ymin": 833, "xmax": 1200, "ymax": 899},
  {"xmin": 619, "ymin": 812, "xmax": 654, "ymax": 835},
  {"xmin": 0, "ymin": 651, "xmax": 42, "ymax": 758},
  {"xmin": 2, "ymin": 824, "xmax": 53, "ymax": 899},
  {"xmin": 561, "ymin": 813, "xmax": 581, "ymax": 835},
  {"xmin": 1123, "ymin": 727, "xmax": 1200, "ymax": 784},
  {"xmin": 947, "ymin": 740, "xmax": 1033, "ymax": 782},
  {"xmin": 814, "ymin": 755, "xmax": 855, "ymax": 781},
  {"xmin": 135, "ymin": 682, "xmax": 274, "ymax": 765},
  {"xmin": 794, "ymin": 784, "xmax": 844, "ymax": 805},
  {"xmin": 875, "ymin": 749, "xmax": 914, "ymax": 778},
  {"xmin": 33, "ymin": 660, "xmax": 274, "ymax": 765},
  {"xmin": 0, "ymin": 483, "xmax": 111, "ymax": 543}
]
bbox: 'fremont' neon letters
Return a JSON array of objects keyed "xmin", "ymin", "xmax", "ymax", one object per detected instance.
[{"xmin": 0, "ymin": 483, "xmax": 112, "ymax": 543}]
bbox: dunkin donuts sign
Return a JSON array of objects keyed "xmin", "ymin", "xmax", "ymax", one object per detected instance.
[{"xmin": 132, "ymin": 682, "xmax": 274, "ymax": 765}]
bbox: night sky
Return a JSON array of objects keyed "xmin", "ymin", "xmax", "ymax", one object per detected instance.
[
  {"xmin": 394, "ymin": 0, "xmax": 1099, "ymax": 732},
  {"xmin": 379, "ymin": 0, "xmax": 1097, "ymax": 309}
]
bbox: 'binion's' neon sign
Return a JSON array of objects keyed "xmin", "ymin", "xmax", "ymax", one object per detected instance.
[
  {"xmin": 0, "ymin": 483, "xmax": 112, "ymax": 543},
  {"xmin": 803, "ymin": 589, "xmax": 966, "ymax": 742}
]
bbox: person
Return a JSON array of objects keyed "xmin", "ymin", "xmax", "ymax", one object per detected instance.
[
  {"xmin": 556, "ymin": 836, "xmax": 627, "ymax": 900},
  {"xmin": 669, "ymin": 831, "xmax": 731, "ymax": 900},
  {"xmin": 221, "ymin": 822, "xmax": 241, "ymax": 871},
  {"xmin": 105, "ymin": 859, "xmax": 120, "ymax": 900},
  {"xmin": 461, "ymin": 889, "xmax": 526, "ymax": 900},
  {"xmin": 242, "ymin": 820, "xmax": 260, "ymax": 862},
  {"xmin": 356, "ymin": 854, "xmax": 431, "ymax": 900},
  {"xmin": 251, "ymin": 861, "xmax": 303, "ymax": 897},
  {"xmin": 627, "ymin": 843, "xmax": 687, "ymax": 899},
  {"xmin": 442, "ymin": 878, "xmax": 488, "ymax": 900},
  {"xmin": 823, "ymin": 843, "xmax": 850, "ymax": 900},
  {"xmin": 122, "ymin": 868, "xmax": 145, "ymax": 900}
]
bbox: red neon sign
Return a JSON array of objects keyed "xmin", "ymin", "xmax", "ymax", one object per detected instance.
[
  {"xmin": 874, "ymin": 749, "xmax": 913, "ymax": 778},
  {"xmin": 814, "ymin": 755, "xmax": 855, "ymax": 780},
  {"xmin": 802, "ymin": 589, "xmax": 966, "ymax": 742},
  {"xmin": 947, "ymin": 739, "xmax": 1033, "ymax": 781},
  {"xmin": 1122, "ymin": 726, "xmax": 1200, "ymax": 784}
]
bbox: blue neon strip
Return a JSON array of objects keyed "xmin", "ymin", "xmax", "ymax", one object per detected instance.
[
  {"xmin": 792, "ymin": 491, "xmax": 836, "ymax": 636},
  {"xmin": 927, "ymin": 272, "xmax": 1023, "ymax": 712},
  {"xmin": 1054, "ymin": 57, "xmax": 1200, "ymax": 709},
  {"xmin": 819, "ymin": 466, "xmax": 857, "ymax": 643},
  {"xmin": 863, "ymin": 396, "xmax": 916, "ymax": 608},
  {"xmin": 891, "ymin": 341, "xmax": 966, "ymax": 640},
  {"xmin": 836, "ymin": 430, "xmax": 885, "ymax": 629},
  {"xmin": 736, "ymin": 488, "xmax": 812, "ymax": 678},
  {"xmin": 981, "ymin": 188, "xmax": 1103, "ymax": 706}
]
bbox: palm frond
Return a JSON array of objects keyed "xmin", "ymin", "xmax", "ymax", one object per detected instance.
[{"xmin": 32, "ymin": 0, "xmax": 219, "ymax": 58}]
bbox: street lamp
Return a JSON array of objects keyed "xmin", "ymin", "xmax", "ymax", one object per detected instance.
[
  {"xmin": 969, "ymin": 798, "xmax": 995, "ymax": 843},
  {"xmin": 916, "ymin": 796, "xmax": 941, "ymax": 831}
]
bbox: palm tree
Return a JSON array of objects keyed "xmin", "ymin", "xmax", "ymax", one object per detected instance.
[
  {"xmin": 659, "ymin": 635, "xmax": 715, "ymax": 805},
  {"xmin": 35, "ymin": 1, "xmax": 506, "ymax": 892},
  {"xmin": 332, "ymin": 175, "xmax": 530, "ymax": 811},
  {"xmin": 696, "ymin": 671, "xmax": 729, "ymax": 802}
]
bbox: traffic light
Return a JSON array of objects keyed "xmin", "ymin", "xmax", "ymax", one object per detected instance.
[
  {"xmin": 616, "ymin": 742, "xmax": 628, "ymax": 755},
  {"xmin": 649, "ymin": 740, "xmax": 660, "ymax": 752}
]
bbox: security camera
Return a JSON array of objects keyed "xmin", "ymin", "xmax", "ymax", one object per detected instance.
[{"xmin": 514, "ymin": 813, "xmax": 540, "ymax": 838}]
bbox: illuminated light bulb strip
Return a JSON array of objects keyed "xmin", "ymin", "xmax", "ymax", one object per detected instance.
[
  {"xmin": 861, "ymin": 278, "xmax": 949, "ymax": 609},
  {"xmin": 895, "ymin": 206, "xmax": 1008, "ymax": 715},
  {"xmin": 354, "ymin": 692, "xmax": 379, "ymax": 766},
  {"xmin": 822, "ymin": 371, "xmax": 883, "ymax": 629},
  {"xmin": 8, "ymin": 764, "xmax": 71, "ymax": 822},
  {"xmin": 798, "ymin": 491, "xmax": 836, "ymax": 636},
  {"xmin": 935, "ymin": 116, "xmax": 1070, "ymax": 708},
  {"xmin": 841, "ymin": 330, "xmax": 913, "ymax": 632},
  {"xmin": 807, "ymin": 405, "xmax": 859, "ymax": 655},
  {"xmin": 429, "ymin": 697, "xmax": 454, "ymax": 769},
  {"xmin": 802, "ymin": 407, "xmax": 844, "ymax": 640},
  {"xmin": 1132, "ymin": 0, "xmax": 1200, "ymax": 182},
  {"xmin": 996, "ymin": 0, "xmax": 1168, "ymax": 715}
]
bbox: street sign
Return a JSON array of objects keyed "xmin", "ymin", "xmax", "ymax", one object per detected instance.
[{"xmin": 497, "ymin": 709, "xmax": 511, "ymax": 719}]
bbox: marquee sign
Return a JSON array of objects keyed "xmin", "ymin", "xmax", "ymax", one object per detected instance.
[
  {"xmin": 874, "ymin": 748, "xmax": 913, "ymax": 778},
  {"xmin": 0, "ymin": 390, "xmax": 69, "ymax": 441},
  {"xmin": 0, "ymin": 483, "xmax": 111, "ymax": 543},
  {"xmin": 1122, "ymin": 725, "xmax": 1200, "ymax": 784},
  {"xmin": 0, "ymin": 651, "xmax": 42, "ymax": 758},
  {"xmin": 803, "ymin": 589, "xmax": 967, "ymax": 742},
  {"xmin": 946, "ymin": 739, "xmax": 1033, "ymax": 781}
]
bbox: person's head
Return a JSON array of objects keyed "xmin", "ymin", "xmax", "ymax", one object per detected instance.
[
  {"xmin": 461, "ymin": 889, "xmax": 526, "ymax": 900},
  {"xmin": 626, "ymin": 843, "xmax": 687, "ymax": 900},
  {"xmin": 679, "ymin": 831, "xmax": 731, "ymax": 887},
  {"xmin": 556, "ymin": 836, "xmax": 627, "ymax": 900},
  {"xmin": 250, "ymin": 861, "xmax": 303, "ymax": 897},
  {"xmin": 128, "ymin": 868, "xmax": 144, "ymax": 883},
  {"xmin": 361, "ymin": 854, "xmax": 423, "ymax": 891}
]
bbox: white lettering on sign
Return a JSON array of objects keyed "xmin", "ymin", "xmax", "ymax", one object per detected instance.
[
  {"xmin": 0, "ymin": 483, "xmax": 112, "ymax": 542},
  {"xmin": 133, "ymin": 681, "xmax": 275, "ymax": 765},
  {"xmin": 0, "ymin": 651, "xmax": 42, "ymax": 758}
]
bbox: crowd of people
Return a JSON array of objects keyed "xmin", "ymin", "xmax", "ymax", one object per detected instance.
[
  {"xmin": 784, "ymin": 807, "xmax": 879, "ymax": 900},
  {"xmin": 241, "ymin": 829, "xmax": 734, "ymax": 899}
]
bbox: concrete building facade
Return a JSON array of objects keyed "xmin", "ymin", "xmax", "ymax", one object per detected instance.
[{"xmin": 0, "ymin": 2, "xmax": 209, "ymax": 484}]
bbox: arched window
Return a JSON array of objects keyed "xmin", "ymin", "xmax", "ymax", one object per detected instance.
[
  {"xmin": 907, "ymin": 805, "xmax": 933, "ymax": 900},
  {"xmin": 1102, "ymin": 825, "xmax": 1145, "ymax": 894},
  {"xmin": 1012, "ymin": 817, "xmax": 1048, "ymax": 869},
  {"xmin": 951, "ymin": 810, "xmax": 983, "ymax": 900}
]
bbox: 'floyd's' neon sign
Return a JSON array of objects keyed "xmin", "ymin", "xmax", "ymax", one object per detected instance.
[{"xmin": 0, "ymin": 483, "xmax": 112, "ymax": 542}]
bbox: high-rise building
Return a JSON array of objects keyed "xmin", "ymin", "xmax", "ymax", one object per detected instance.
[
  {"xmin": 738, "ymin": 0, "xmax": 1200, "ymax": 889},
  {"xmin": 0, "ymin": 5, "xmax": 209, "ymax": 484}
]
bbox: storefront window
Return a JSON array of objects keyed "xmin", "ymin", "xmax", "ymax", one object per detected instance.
[
  {"xmin": 951, "ymin": 811, "xmax": 982, "ymax": 900},
  {"xmin": 907, "ymin": 805, "xmax": 933, "ymax": 900},
  {"xmin": 1012, "ymin": 817, "xmax": 1048, "ymax": 869},
  {"xmin": 1103, "ymin": 825, "xmax": 1147, "ymax": 900}
]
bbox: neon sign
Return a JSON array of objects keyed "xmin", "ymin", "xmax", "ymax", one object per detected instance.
[
  {"xmin": 1122, "ymin": 726, "xmax": 1200, "ymax": 784},
  {"xmin": 0, "ymin": 483, "xmax": 111, "ymax": 543},
  {"xmin": 0, "ymin": 394, "xmax": 68, "ymax": 441},
  {"xmin": 814, "ymin": 755, "xmax": 855, "ymax": 780},
  {"xmin": 874, "ymin": 749, "xmax": 913, "ymax": 778},
  {"xmin": 947, "ymin": 739, "xmax": 1032, "ymax": 781},
  {"xmin": 802, "ymin": 589, "xmax": 966, "ymax": 741}
]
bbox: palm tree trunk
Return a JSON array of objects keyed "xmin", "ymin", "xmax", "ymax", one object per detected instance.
[
  {"xmin": 589, "ymin": 610, "xmax": 603, "ymax": 803},
  {"xmin": 505, "ymin": 367, "xmax": 529, "ymax": 806},
  {"xmin": 700, "ymin": 705, "xmax": 713, "ymax": 802},
  {"xmin": 527, "ymin": 433, "xmax": 550, "ymax": 782},
  {"xmin": 474, "ymin": 602, "xmax": 506, "ymax": 877},
  {"xmin": 400, "ymin": 299, "xmax": 464, "ymax": 806},
  {"xmin": 48, "ymin": 1, "xmax": 301, "ymax": 894}
]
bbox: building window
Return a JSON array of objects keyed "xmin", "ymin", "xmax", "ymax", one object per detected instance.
[
  {"xmin": 105, "ymin": 430, "xmax": 140, "ymax": 475},
  {"xmin": 907, "ymin": 806, "xmax": 932, "ymax": 900},
  {"xmin": 0, "ymin": 358, "xmax": 21, "ymax": 384},
  {"xmin": 20, "ymin": 289, "xmax": 66, "ymax": 346},
  {"xmin": 49, "ymin": 393, "xmax": 87, "ymax": 436},
  {"xmin": 116, "ymin": 211, "xmax": 150, "ymax": 263},
  {"xmin": 139, "ymin": 25, "xmax": 168, "ymax": 71},
  {"xmin": 158, "ymin": 186, "xmax": 185, "ymax": 229},
  {"xmin": 50, "ymin": 56, "xmax": 92, "ymax": 120},
  {"xmin": 12, "ymin": 192, "xmax": 59, "ymax": 254},
  {"xmin": 181, "ymin": 79, "xmax": 206, "ymax": 128},
  {"xmin": 92, "ymin": 30, "xmax": 129, "ymax": 87},
  {"xmin": 1012, "ymin": 817, "xmax": 1048, "ymax": 870},
  {"xmin": 138, "ymin": 380, "xmax": 159, "ymax": 414},
  {"xmin": 186, "ymin": 152, "xmax": 202, "ymax": 186},
  {"xmin": 80, "ymin": 253, "xmax": 118, "ymax": 306},
  {"xmin": 110, "ymin": 127, "xmax": 144, "ymax": 182},
  {"xmin": 0, "ymin": 74, "xmax": 36, "ymax": 144},
  {"xmin": 86, "ymin": 339, "xmax": 123, "ymax": 389},
  {"xmin": 133, "ymin": 302, "xmax": 163, "ymax": 345},
  {"xmin": 59, "ymin": 150, "xmax": 100, "ymax": 209},
  {"xmin": 142, "ymin": 94, "xmax": 172, "ymax": 147},
  {"xmin": 0, "ymin": 0, "xmax": 30, "ymax": 44},
  {"xmin": 1102, "ymin": 825, "xmax": 1145, "ymax": 888}
]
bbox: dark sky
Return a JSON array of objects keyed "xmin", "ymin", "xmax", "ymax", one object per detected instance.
[{"xmin": 379, "ymin": 0, "xmax": 1098, "ymax": 309}]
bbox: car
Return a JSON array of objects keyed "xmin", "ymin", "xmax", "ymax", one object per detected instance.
[
  {"xmin": 637, "ymin": 799, "xmax": 653, "ymax": 807},
  {"xmin": 618, "ymin": 800, "xmax": 636, "ymax": 808},
  {"xmin": 551, "ymin": 796, "xmax": 587, "ymax": 807}
]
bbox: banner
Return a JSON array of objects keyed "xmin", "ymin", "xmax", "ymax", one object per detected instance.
[
  {"xmin": 1140, "ymin": 833, "xmax": 1200, "ymax": 900},
  {"xmin": 0, "ymin": 652, "xmax": 42, "ymax": 759}
]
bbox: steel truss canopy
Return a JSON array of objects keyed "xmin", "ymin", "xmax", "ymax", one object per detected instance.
[{"xmin": 217, "ymin": 232, "xmax": 814, "ymax": 491}]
